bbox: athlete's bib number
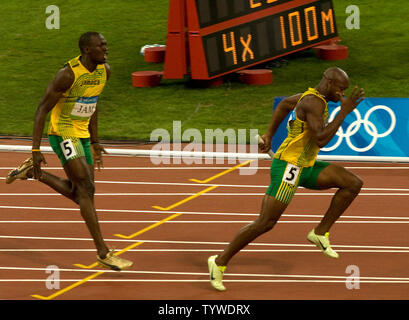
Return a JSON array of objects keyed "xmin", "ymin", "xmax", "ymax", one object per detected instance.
[
  {"xmin": 60, "ymin": 139, "xmax": 77, "ymax": 160},
  {"xmin": 283, "ymin": 164, "xmax": 301, "ymax": 185}
]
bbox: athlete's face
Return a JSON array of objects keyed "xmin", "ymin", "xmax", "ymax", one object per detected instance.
[
  {"xmin": 328, "ymin": 77, "xmax": 349, "ymax": 102},
  {"xmin": 86, "ymin": 34, "xmax": 108, "ymax": 64}
]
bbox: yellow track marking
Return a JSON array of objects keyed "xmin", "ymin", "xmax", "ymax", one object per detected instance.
[
  {"xmin": 114, "ymin": 213, "xmax": 184, "ymax": 239},
  {"xmin": 74, "ymin": 262, "xmax": 99, "ymax": 269},
  {"xmin": 152, "ymin": 185, "xmax": 218, "ymax": 211},
  {"xmin": 189, "ymin": 160, "xmax": 253, "ymax": 183},
  {"xmin": 31, "ymin": 242, "xmax": 144, "ymax": 299},
  {"xmin": 31, "ymin": 271, "xmax": 105, "ymax": 300}
]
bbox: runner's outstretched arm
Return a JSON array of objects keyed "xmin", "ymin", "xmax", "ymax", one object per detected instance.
[{"xmin": 32, "ymin": 67, "xmax": 74, "ymax": 178}]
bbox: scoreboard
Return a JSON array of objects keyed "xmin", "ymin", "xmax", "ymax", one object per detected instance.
[{"xmin": 164, "ymin": 0, "xmax": 339, "ymax": 80}]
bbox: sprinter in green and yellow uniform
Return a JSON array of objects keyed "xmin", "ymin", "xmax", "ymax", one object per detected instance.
[
  {"xmin": 47, "ymin": 54, "xmax": 107, "ymax": 166},
  {"xmin": 268, "ymin": 87, "xmax": 331, "ymax": 204},
  {"xmin": 208, "ymin": 67, "xmax": 365, "ymax": 292},
  {"xmin": 6, "ymin": 32, "xmax": 133, "ymax": 271}
]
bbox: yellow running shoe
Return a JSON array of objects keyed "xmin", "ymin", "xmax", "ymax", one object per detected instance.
[
  {"xmin": 307, "ymin": 229, "xmax": 339, "ymax": 259},
  {"xmin": 5, "ymin": 158, "xmax": 33, "ymax": 184},
  {"xmin": 97, "ymin": 250, "xmax": 133, "ymax": 271},
  {"xmin": 208, "ymin": 255, "xmax": 226, "ymax": 291}
]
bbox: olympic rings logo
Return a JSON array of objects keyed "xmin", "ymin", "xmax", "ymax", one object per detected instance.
[{"xmin": 321, "ymin": 105, "xmax": 396, "ymax": 152}]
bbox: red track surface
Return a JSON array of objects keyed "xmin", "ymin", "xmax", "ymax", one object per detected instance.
[{"xmin": 1, "ymin": 144, "xmax": 409, "ymax": 300}]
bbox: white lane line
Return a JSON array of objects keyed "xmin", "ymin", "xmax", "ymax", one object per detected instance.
[
  {"xmin": 0, "ymin": 167, "xmax": 244, "ymax": 170},
  {"xmin": 96, "ymin": 184, "xmax": 409, "ymax": 192},
  {"xmin": 1, "ymin": 235, "xmax": 409, "ymax": 250},
  {"xmin": 4, "ymin": 177, "xmax": 409, "ymax": 191},
  {"xmin": 1, "ymin": 205, "xmax": 409, "ymax": 221},
  {"xmin": 0, "ymin": 279, "xmax": 409, "ymax": 284},
  {"xmin": 1, "ymin": 248, "xmax": 409, "ymax": 253},
  {"xmin": 1, "ymin": 266, "xmax": 409, "ymax": 281},
  {"xmin": 1, "ymin": 192, "xmax": 409, "ymax": 196},
  {"xmin": 0, "ymin": 235, "xmax": 140, "ymax": 243},
  {"xmin": 94, "ymin": 180, "xmax": 268, "ymax": 188},
  {"xmin": 0, "ymin": 178, "xmax": 269, "ymax": 188},
  {"xmin": 1, "ymin": 220, "xmax": 409, "ymax": 224},
  {"xmin": 1, "ymin": 166, "xmax": 409, "ymax": 170},
  {"xmin": 345, "ymin": 167, "xmax": 409, "ymax": 170},
  {"xmin": 0, "ymin": 205, "xmax": 79, "ymax": 212}
]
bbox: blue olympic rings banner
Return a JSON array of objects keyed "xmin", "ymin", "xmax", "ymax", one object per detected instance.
[{"xmin": 272, "ymin": 97, "xmax": 409, "ymax": 158}]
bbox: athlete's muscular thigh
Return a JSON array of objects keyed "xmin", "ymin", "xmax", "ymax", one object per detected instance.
[
  {"xmin": 63, "ymin": 157, "xmax": 95, "ymax": 196},
  {"xmin": 315, "ymin": 163, "xmax": 361, "ymax": 190}
]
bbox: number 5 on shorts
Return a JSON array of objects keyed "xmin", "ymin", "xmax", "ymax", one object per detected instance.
[
  {"xmin": 283, "ymin": 164, "xmax": 300, "ymax": 185},
  {"xmin": 60, "ymin": 139, "xmax": 77, "ymax": 160}
]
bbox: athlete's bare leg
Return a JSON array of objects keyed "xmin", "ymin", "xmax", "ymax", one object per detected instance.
[
  {"xmin": 313, "ymin": 163, "xmax": 363, "ymax": 235},
  {"xmin": 215, "ymin": 195, "xmax": 288, "ymax": 267},
  {"xmin": 63, "ymin": 158, "xmax": 109, "ymax": 258},
  {"xmin": 28, "ymin": 157, "xmax": 109, "ymax": 258},
  {"xmin": 35, "ymin": 171, "xmax": 78, "ymax": 203}
]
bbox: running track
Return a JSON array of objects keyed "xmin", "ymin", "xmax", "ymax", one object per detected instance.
[{"xmin": 1, "ymin": 144, "xmax": 409, "ymax": 300}]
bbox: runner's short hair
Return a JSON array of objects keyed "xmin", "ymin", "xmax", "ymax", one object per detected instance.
[{"xmin": 79, "ymin": 32, "xmax": 100, "ymax": 53}]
